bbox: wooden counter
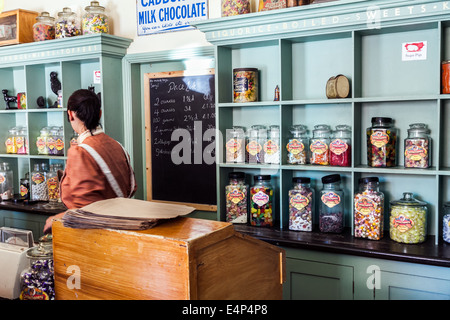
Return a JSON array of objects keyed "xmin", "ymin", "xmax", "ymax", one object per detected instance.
[{"xmin": 52, "ymin": 217, "xmax": 285, "ymax": 300}]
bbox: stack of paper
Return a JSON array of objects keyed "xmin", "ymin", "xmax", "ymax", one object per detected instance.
[{"xmin": 62, "ymin": 198, "xmax": 195, "ymax": 230}]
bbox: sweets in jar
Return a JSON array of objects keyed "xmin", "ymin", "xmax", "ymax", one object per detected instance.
[
  {"xmin": 246, "ymin": 125, "xmax": 266, "ymax": 164},
  {"xmin": 289, "ymin": 177, "xmax": 314, "ymax": 232},
  {"xmin": 82, "ymin": 1, "xmax": 109, "ymax": 34},
  {"xmin": 367, "ymin": 117, "xmax": 398, "ymax": 167},
  {"xmin": 319, "ymin": 174, "xmax": 344, "ymax": 233},
  {"xmin": 263, "ymin": 125, "xmax": 280, "ymax": 164},
  {"xmin": 250, "ymin": 175, "xmax": 273, "ymax": 227},
  {"xmin": 389, "ymin": 192, "xmax": 427, "ymax": 244},
  {"xmin": 286, "ymin": 125, "xmax": 309, "ymax": 165},
  {"xmin": 233, "ymin": 68, "xmax": 258, "ymax": 103},
  {"xmin": 55, "ymin": 7, "xmax": 81, "ymax": 39},
  {"xmin": 310, "ymin": 124, "xmax": 330, "ymax": 165},
  {"xmin": 225, "ymin": 172, "xmax": 248, "ymax": 224},
  {"xmin": 354, "ymin": 177, "xmax": 384, "ymax": 240},
  {"xmin": 221, "ymin": 0, "xmax": 250, "ymax": 17},
  {"xmin": 33, "ymin": 12, "xmax": 55, "ymax": 42},
  {"xmin": 443, "ymin": 202, "xmax": 450, "ymax": 243},
  {"xmin": 330, "ymin": 125, "xmax": 351, "ymax": 167},
  {"xmin": 225, "ymin": 126, "xmax": 246, "ymax": 163},
  {"xmin": 404, "ymin": 123, "xmax": 430, "ymax": 168}
]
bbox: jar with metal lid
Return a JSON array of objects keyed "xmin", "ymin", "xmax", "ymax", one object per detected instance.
[
  {"xmin": 16, "ymin": 127, "xmax": 28, "ymax": 155},
  {"xmin": 287, "ymin": 125, "xmax": 309, "ymax": 165},
  {"xmin": 225, "ymin": 126, "xmax": 246, "ymax": 163},
  {"xmin": 19, "ymin": 173, "xmax": 30, "ymax": 200},
  {"xmin": 289, "ymin": 177, "xmax": 314, "ymax": 232},
  {"xmin": 246, "ymin": 125, "xmax": 266, "ymax": 164},
  {"xmin": 33, "ymin": 12, "xmax": 55, "ymax": 41},
  {"xmin": 404, "ymin": 123, "xmax": 431, "ymax": 168},
  {"xmin": 31, "ymin": 163, "xmax": 48, "ymax": 201},
  {"xmin": 20, "ymin": 235, "xmax": 54, "ymax": 300},
  {"xmin": 264, "ymin": 125, "xmax": 280, "ymax": 164},
  {"xmin": 354, "ymin": 177, "xmax": 384, "ymax": 240},
  {"xmin": 82, "ymin": 1, "xmax": 109, "ymax": 34},
  {"xmin": 443, "ymin": 202, "xmax": 450, "ymax": 243},
  {"xmin": 319, "ymin": 174, "xmax": 344, "ymax": 233},
  {"xmin": 0, "ymin": 162, "xmax": 13, "ymax": 200},
  {"xmin": 5, "ymin": 128, "xmax": 18, "ymax": 154},
  {"xmin": 330, "ymin": 125, "xmax": 351, "ymax": 167},
  {"xmin": 36, "ymin": 127, "xmax": 50, "ymax": 155},
  {"xmin": 233, "ymin": 68, "xmax": 258, "ymax": 103},
  {"xmin": 225, "ymin": 172, "xmax": 248, "ymax": 224},
  {"xmin": 367, "ymin": 117, "xmax": 398, "ymax": 167},
  {"xmin": 390, "ymin": 192, "xmax": 427, "ymax": 244},
  {"xmin": 55, "ymin": 7, "xmax": 80, "ymax": 39},
  {"xmin": 221, "ymin": 0, "xmax": 250, "ymax": 17},
  {"xmin": 310, "ymin": 124, "xmax": 331, "ymax": 165},
  {"xmin": 250, "ymin": 175, "xmax": 273, "ymax": 227}
]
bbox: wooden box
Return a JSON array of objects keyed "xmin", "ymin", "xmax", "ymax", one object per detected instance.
[
  {"xmin": 52, "ymin": 217, "xmax": 285, "ymax": 300},
  {"xmin": 0, "ymin": 9, "xmax": 38, "ymax": 46}
]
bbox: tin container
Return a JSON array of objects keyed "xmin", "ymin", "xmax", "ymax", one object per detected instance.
[
  {"xmin": 442, "ymin": 60, "xmax": 450, "ymax": 94},
  {"xmin": 233, "ymin": 68, "xmax": 258, "ymax": 103}
]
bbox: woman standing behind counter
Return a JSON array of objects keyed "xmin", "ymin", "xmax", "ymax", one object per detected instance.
[{"xmin": 43, "ymin": 89, "xmax": 137, "ymax": 233}]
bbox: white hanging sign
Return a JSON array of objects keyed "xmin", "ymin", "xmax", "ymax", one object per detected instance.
[
  {"xmin": 402, "ymin": 41, "xmax": 427, "ymax": 61},
  {"xmin": 137, "ymin": 0, "xmax": 208, "ymax": 36}
]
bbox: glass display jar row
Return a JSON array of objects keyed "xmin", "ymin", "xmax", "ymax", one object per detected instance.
[
  {"xmin": 30, "ymin": 162, "xmax": 64, "ymax": 208},
  {"xmin": 5, "ymin": 126, "xmax": 28, "ymax": 155},
  {"xmin": 36, "ymin": 126, "xmax": 65, "ymax": 156},
  {"xmin": 33, "ymin": 1, "xmax": 109, "ymax": 42}
]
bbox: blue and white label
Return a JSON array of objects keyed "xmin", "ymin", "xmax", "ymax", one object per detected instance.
[{"xmin": 137, "ymin": 0, "xmax": 208, "ymax": 36}]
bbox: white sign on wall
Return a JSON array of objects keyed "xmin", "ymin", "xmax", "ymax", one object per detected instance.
[
  {"xmin": 137, "ymin": 0, "xmax": 208, "ymax": 36},
  {"xmin": 402, "ymin": 41, "xmax": 427, "ymax": 61}
]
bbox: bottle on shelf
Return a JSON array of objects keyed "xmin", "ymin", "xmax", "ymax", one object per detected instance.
[
  {"xmin": 319, "ymin": 174, "xmax": 344, "ymax": 233},
  {"xmin": 31, "ymin": 163, "xmax": 48, "ymax": 201}
]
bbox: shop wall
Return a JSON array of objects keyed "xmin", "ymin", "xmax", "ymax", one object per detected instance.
[{"xmin": 4, "ymin": 0, "xmax": 221, "ymax": 54}]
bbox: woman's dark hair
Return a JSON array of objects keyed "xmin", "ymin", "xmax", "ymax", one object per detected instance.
[{"xmin": 67, "ymin": 89, "xmax": 101, "ymax": 132}]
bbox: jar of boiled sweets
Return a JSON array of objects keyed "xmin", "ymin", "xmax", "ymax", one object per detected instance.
[
  {"xmin": 31, "ymin": 163, "xmax": 48, "ymax": 201},
  {"xmin": 55, "ymin": 7, "xmax": 80, "ymax": 39},
  {"xmin": 37, "ymin": 127, "xmax": 50, "ymax": 155},
  {"xmin": 390, "ymin": 192, "xmax": 427, "ymax": 244},
  {"xmin": 250, "ymin": 175, "xmax": 273, "ymax": 227},
  {"xmin": 319, "ymin": 174, "xmax": 344, "ymax": 233},
  {"xmin": 330, "ymin": 125, "xmax": 351, "ymax": 167},
  {"xmin": 443, "ymin": 202, "xmax": 450, "ymax": 243},
  {"xmin": 5, "ymin": 128, "xmax": 18, "ymax": 154},
  {"xmin": 225, "ymin": 126, "xmax": 246, "ymax": 163},
  {"xmin": 20, "ymin": 235, "xmax": 54, "ymax": 300},
  {"xmin": 264, "ymin": 125, "xmax": 280, "ymax": 164},
  {"xmin": 33, "ymin": 12, "xmax": 55, "ymax": 41},
  {"xmin": 289, "ymin": 177, "xmax": 314, "ymax": 232},
  {"xmin": 287, "ymin": 125, "xmax": 309, "ymax": 165},
  {"xmin": 367, "ymin": 117, "xmax": 398, "ymax": 167},
  {"xmin": 55, "ymin": 127, "xmax": 65, "ymax": 156},
  {"xmin": 354, "ymin": 177, "xmax": 384, "ymax": 240},
  {"xmin": 310, "ymin": 124, "xmax": 331, "ymax": 165},
  {"xmin": 16, "ymin": 128, "xmax": 28, "ymax": 155},
  {"xmin": 221, "ymin": 0, "xmax": 250, "ymax": 17},
  {"xmin": 246, "ymin": 125, "xmax": 266, "ymax": 164},
  {"xmin": 0, "ymin": 162, "xmax": 14, "ymax": 200},
  {"xmin": 225, "ymin": 172, "xmax": 248, "ymax": 224},
  {"xmin": 19, "ymin": 173, "xmax": 30, "ymax": 200},
  {"xmin": 404, "ymin": 123, "xmax": 431, "ymax": 168},
  {"xmin": 82, "ymin": 1, "xmax": 109, "ymax": 34},
  {"xmin": 47, "ymin": 127, "xmax": 58, "ymax": 156}
]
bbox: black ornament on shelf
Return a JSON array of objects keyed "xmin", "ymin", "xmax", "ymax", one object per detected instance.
[
  {"xmin": 37, "ymin": 96, "xmax": 45, "ymax": 108},
  {"xmin": 2, "ymin": 89, "xmax": 17, "ymax": 109},
  {"xmin": 50, "ymin": 71, "xmax": 61, "ymax": 96}
]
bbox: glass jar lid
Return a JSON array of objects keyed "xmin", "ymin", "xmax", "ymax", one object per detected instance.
[
  {"xmin": 85, "ymin": 1, "xmax": 106, "ymax": 12},
  {"xmin": 247, "ymin": 125, "xmax": 266, "ymax": 137},
  {"xmin": 293, "ymin": 177, "xmax": 310, "ymax": 184},
  {"xmin": 390, "ymin": 192, "xmax": 426, "ymax": 207},
  {"xmin": 36, "ymin": 11, "xmax": 55, "ymax": 23},
  {"xmin": 290, "ymin": 124, "xmax": 307, "ymax": 135},
  {"xmin": 254, "ymin": 174, "xmax": 271, "ymax": 181},
  {"xmin": 26, "ymin": 234, "xmax": 53, "ymax": 259},
  {"xmin": 312, "ymin": 124, "xmax": 331, "ymax": 137},
  {"xmin": 407, "ymin": 123, "xmax": 430, "ymax": 134},
  {"xmin": 322, "ymin": 174, "xmax": 340, "ymax": 184},
  {"xmin": 228, "ymin": 171, "xmax": 245, "ymax": 180},
  {"xmin": 58, "ymin": 7, "xmax": 76, "ymax": 18}
]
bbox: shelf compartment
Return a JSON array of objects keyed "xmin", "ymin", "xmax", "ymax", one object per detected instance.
[
  {"xmin": 0, "ymin": 111, "xmax": 27, "ymax": 154},
  {"xmin": 27, "ymin": 111, "xmax": 65, "ymax": 157},
  {"xmin": 25, "ymin": 63, "xmax": 61, "ymax": 109},
  {"xmin": 0, "ymin": 66, "xmax": 25, "ymax": 111}
]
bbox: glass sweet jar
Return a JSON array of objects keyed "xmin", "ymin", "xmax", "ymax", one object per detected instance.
[
  {"xmin": 367, "ymin": 117, "xmax": 398, "ymax": 167},
  {"xmin": 389, "ymin": 192, "xmax": 427, "ymax": 244},
  {"xmin": 225, "ymin": 126, "xmax": 246, "ymax": 163},
  {"xmin": 82, "ymin": 1, "xmax": 109, "ymax": 34},
  {"xmin": 225, "ymin": 172, "xmax": 248, "ymax": 224},
  {"xmin": 404, "ymin": 123, "xmax": 431, "ymax": 168},
  {"xmin": 246, "ymin": 125, "xmax": 266, "ymax": 164},
  {"xmin": 330, "ymin": 125, "xmax": 351, "ymax": 167},
  {"xmin": 319, "ymin": 174, "xmax": 344, "ymax": 233},
  {"xmin": 221, "ymin": 0, "xmax": 250, "ymax": 17},
  {"xmin": 20, "ymin": 235, "xmax": 55, "ymax": 300},
  {"xmin": 55, "ymin": 7, "xmax": 81, "ymax": 39},
  {"xmin": 286, "ymin": 125, "xmax": 309, "ymax": 165},
  {"xmin": 250, "ymin": 175, "xmax": 274, "ymax": 227},
  {"xmin": 0, "ymin": 162, "xmax": 13, "ymax": 200},
  {"xmin": 443, "ymin": 202, "xmax": 450, "ymax": 243},
  {"xmin": 33, "ymin": 12, "xmax": 55, "ymax": 42},
  {"xmin": 310, "ymin": 124, "xmax": 331, "ymax": 165},
  {"xmin": 288, "ymin": 177, "xmax": 314, "ymax": 232}
]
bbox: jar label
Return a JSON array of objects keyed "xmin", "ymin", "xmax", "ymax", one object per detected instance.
[
  {"xmin": 36, "ymin": 137, "xmax": 46, "ymax": 150},
  {"xmin": 16, "ymin": 137, "xmax": 24, "ymax": 148},
  {"xmin": 227, "ymin": 188, "xmax": 245, "ymax": 204},
  {"xmin": 405, "ymin": 145, "xmax": 427, "ymax": 161},
  {"xmin": 321, "ymin": 191, "xmax": 341, "ymax": 208},
  {"xmin": 393, "ymin": 215, "xmax": 414, "ymax": 233},
  {"xmin": 329, "ymin": 139, "xmax": 348, "ymax": 155},
  {"xmin": 234, "ymin": 76, "xmax": 250, "ymax": 93},
  {"xmin": 226, "ymin": 138, "xmax": 242, "ymax": 153},
  {"xmin": 246, "ymin": 140, "xmax": 262, "ymax": 156},
  {"xmin": 47, "ymin": 137, "xmax": 56, "ymax": 150},
  {"xmin": 310, "ymin": 140, "xmax": 328, "ymax": 154},
  {"xmin": 287, "ymin": 139, "xmax": 304, "ymax": 155},
  {"xmin": 252, "ymin": 190, "xmax": 269, "ymax": 206},
  {"xmin": 20, "ymin": 287, "xmax": 49, "ymax": 300},
  {"xmin": 370, "ymin": 131, "xmax": 389, "ymax": 148},
  {"xmin": 290, "ymin": 193, "xmax": 309, "ymax": 210},
  {"xmin": 355, "ymin": 196, "xmax": 376, "ymax": 215},
  {"xmin": 0, "ymin": 174, "xmax": 5, "ymax": 184},
  {"xmin": 32, "ymin": 173, "xmax": 45, "ymax": 185},
  {"xmin": 20, "ymin": 184, "xmax": 28, "ymax": 197},
  {"xmin": 5, "ymin": 138, "xmax": 15, "ymax": 153},
  {"xmin": 55, "ymin": 138, "xmax": 64, "ymax": 151},
  {"xmin": 263, "ymin": 140, "xmax": 279, "ymax": 155}
]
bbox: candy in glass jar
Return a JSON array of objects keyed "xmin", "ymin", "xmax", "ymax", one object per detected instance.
[
  {"xmin": 20, "ymin": 173, "xmax": 30, "ymax": 200},
  {"xmin": 221, "ymin": 0, "xmax": 250, "ymax": 17},
  {"xmin": 82, "ymin": 1, "xmax": 109, "ymax": 34},
  {"xmin": 233, "ymin": 68, "xmax": 258, "ymax": 103},
  {"xmin": 33, "ymin": 12, "xmax": 55, "ymax": 41},
  {"xmin": 264, "ymin": 125, "xmax": 280, "ymax": 164},
  {"xmin": 319, "ymin": 174, "xmax": 344, "ymax": 233},
  {"xmin": 289, "ymin": 177, "xmax": 314, "ymax": 232},
  {"xmin": 389, "ymin": 192, "xmax": 427, "ymax": 244},
  {"xmin": 250, "ymin": 175, "xmax": 273, "ymax": 227},
  {"xmin": 47, "ymin": 127, "xmax": 58, "ymax": 155},
  {"xmin": 443, "ymin": 202, "xmax": 450, "ymax": 243},
  {"xmin": 0, "ymin": 162, "xmax": 13, "ymax": 200},
  {"xmin": 225, "ymin": 126, "xmax": 246, "ymax": 163},
  {"xmin": 55, "ymin": 126, "xmax": 65, "ymax": 156},
  {"xmin": 55, "ymin": 7, "xmax": 80, "ymax": 39},
  {"xmin": 367, "ymin": 117, "xmax": 398, "ymax": 167},
  {"xmin": 287, "ymin": 125, "xmax": 309, "ymax": 165},
  {"xmin": 5, "ymin": 128, "xmax": 18, "ymax": 154},
  {"xmin": 20, "ymin": 235, "xmax": 55, "ymax": 300},
  {"xmin": 246, "ymin": 125, "xmax": 266, "ymax": 164},
  {"xmin": 354, "ymin": 177, "xmax": 384, "ymax": 240},
  {"xmin": 330, "ymin": 125, "xmax": 351, "ymax": 167},
  {"xmin": 37, "ymin": 127, "xmax": 50, "ymax": 155},
  {"xmin": 225, "ymin": 172, "xmax": 248, "ymax": 224},
  {"xmin": 404, "ymin": 123, "xmax": 431, "ymax": 168},
  {"xmin": 310, "ymin": 124, "xmax": 330, "ymax": 165},
  {"xmin": 31, "ymin": 163, "xmax": 48, "ymax": 201},
  {"xmin": 16, "ymin": 127, "xmax": 28, "ymax": 155}
]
